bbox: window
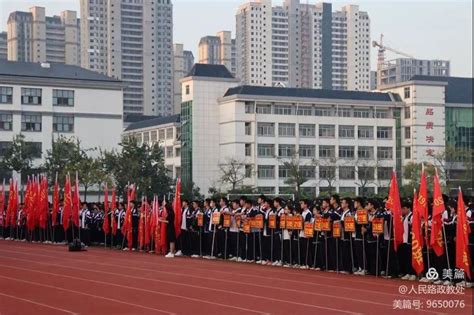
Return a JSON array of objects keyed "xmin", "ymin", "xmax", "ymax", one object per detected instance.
[
  {"xmin": 358, "ymin": 167, "xmax": 375, "ymax": 180},
  {"xmin": 21, "ymin": 88, "xmax": 42, "ymax": 105},
  {"xmin": 257, "ymin": 122, "xmax": 274, "ymax": 136},
  {"xmin": 158, "ymin": 129, "xmax": 165, "ymax": 140},
  {"xmin": 143, "ymin": 132, "xmax": 150, "ymax": 143},
  {"xmin": 338, "ymin": 108, "xmax": 352, "ymax": 117},
  {"xmin": 377, "ymin": 167, "xmax": 392, "ymax": 180},
  {"xmin": 53, "ymin": 89, "xmax": 74, "ymax": 106},
  {"xmin": 0, "ymin": 86, "xmax": 13, "ymax": 104},
  {"xmin": 245, "ymin": 165, "xmax": 252, "ymax": 178},
  {"xmin": 274, "ymin": 105, "xmax": 293, "ymax": 115},
  {"xmin": 404, "ymin": 106, "xmax": 411, "ymax": 119},
  {"xmin": 175, "ymin": 148, "xmax": 181, "ymax": 157},
  {"xmin": 375, "ymin": 110, "xmax": 389, "ymax": 119},
  {"xmin": 339, "ymin": 166, "xmax": 355, "ymax": 179},
  {"xmin": 0, "ymin": 113, "xmax": 12, "ymax": 131},
  {"xmin": 245, "ymin": 102, "xmax": 254, "ymax": 113},
  {"xmin": 339, "ymin": 146, "xmax": 355, "ymax": 159},
  {"xmin": 0, "ymin": 141, "xmax": 11, "ymax": 157},
  {"xmin": 166, "ymin": 146, "xmax": 173, "ymax": 158},
  {"xmin": 257, "ymin": 144, "xmax": 274, "ymax": 157},
  {"xmin": 185, "ymin": 85, "xmax": 190, "ymax": 95},
  {"xmin": 339, "ymin": 187, "xmax": 356, "ymax": 194},
  {"xmin": 134, "ymin": 133, "xmax": 142, "ymax": 143},
  {"xmin": 166, "ymin": 128, "xmax": 173, "ymax": 139},
  {"xmin": 258, "ymin": 187, "xmax": 275, "ymax": 194},
  {"xmin": 319, "ymin": 166, "xmax": 336, "ymax": 179},
  {"xmin": 256, "ymin": 104, "xmax": 271, "ymax": 114},
  {"xmin": 258, "ymin": 165, "xmax": 275, "ymax": 179},
  {"xmin": 300, "ymin": 166, "xmax": 315, "ymax": 179},
  {"xmin": 245, "ymin": 143, "xmax": 252, "ymax": 156},
  {"xmin": 358, "ymin": 126, "xmax": 373, "ymax": 139},
  {"xmin": 53, "ymin": 115, "xmax": 74, "ymax": 132},
  {"xmin": 358, "ymin": 146, "xmax": 374, "ymax": 159},
  {"xmin": 315, "ymin": 107, "xmax": 333, "ymax": 116},
  {"xmin": 26, "ymin": 142, "xmax": 42, "ymax": 158},
  {"xmin": 319, "ymin": 124, "xmax": 335, "ymax": 138},
  {"xmin": 151, "ymin": 131, "xmax": 157, "ymax": 142},
  {"xmin": 339, "ymin": 125, "xmax": 354, "ymax": 138},
  {"xmin": 279, "ymin": 165, "xmax": 289, "ymax": 178},
  {"xmin": 297, "ymin": 106, "xmax": 312, "ymax": 116},
  {"xmin": 245, "ymin": 122, "xmax": 251, "ymax": 135},
  {"xmin": 299, "ymin": 124, "xmax": 315, "ymax": 137},
  {"xmin": 377, "ymin": 127, "xmax": 392, "ymax": 139},
  {"xmin": 278, "ymin": 144, "xmax": 295, "ymax": 157},
  {"xmin": 299, "ymin": 145, "xmax": 315, "ymax": 158},
  {"xmin": 404, "ymin": 87, "xmax": 410, "ymax": 99},
  {"xmin": 278, "ymin": 123, "xmax": 295, "ymax": 137},
  {"xmin": 404, "ymin": 126, "xmax": 411, "ymax": 139},
  {"xmin": 377, "ymin": 147, "xmax": 393, "ymax": 160},
  {"xmin": 21, "ymin": 113, "xmax": 42, "ymax": 132},
  {"xmin": 319, "ymin": 145, "xmax": 335, "ymax": 158},
  {"xmin": 353, "ymin": 108, "xmax": 370, "ymax": 118},
  {"xmin": 405, "ymin": 146, "xmax": 411, "ymax": 159}
]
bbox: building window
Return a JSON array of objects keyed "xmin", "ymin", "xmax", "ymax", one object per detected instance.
[
  {"xmin": 405, "ymin": 146, "xmax": 411, "ymax": 159},
  {"xmin": 256, "ymin": 104, "xmax": 271, "ymax": 114},
  {"xmin": 21, "ymin": 88, "xmax": 42, "ymax": 105},
  {"xmin": 353, "ymin": 108, "xmax": 370, "ymax": 118},
  {"xmin": 404, "ymin": 87, "xmax": 410, "ymax": 99},
  {"xmin": 279, "ymin": 165, "xmax": 289, "ymax": 178},
  {"xmin": 53, "ymin": 89, "xmax": 74, "ymax": 106},
  {"xmin": 245, "ymin": 143, "xmax": 252, "ymax": 156},
  {"xmin": 377, "ymin": 147, "xmax": 393, "ymax": 160},
  {"xmin": 0, "ymin": 113, "xmax": 13, "ymax": 131},
  {"xmin": 245, "ymin": 102, "xmax": 254, "ymax": 113},
  {"xmin": 339, "ymin": 146, "xmax": 355, "ymax": 159},
  {"xmin": 245, "ymin": 165, "xmax": 252, "ymax": 178},
  {"xmin": 339, "ymin": 166, "xmax": 355, "ymax": 180},
  {"xmin": 245, "ymin": 122, "xmax": 251, "ymax": 135},
  {"xmin": 404, "ymin": 106, "xmax": 411, "ymax": 119},
  {"xmin": 299, "ymin": 166, "xmax": 315, "ymax": 179},
  {"xmin": 338, "ymin": 108, "xmax": 352, "ymax": 117},
  {"xmin": 320, "ymin": 166, "xmax": 336, "ymax": 179},
  {"xmin": 158, "ymin": 129, "xmax": 165, "ymax": 140},
  {"xmin": 404, "ymin": 126, "xmax": 411, "ymax": 139},
  {"xmin": 375, "ymin": 110, "xmax": 389, "ymax": 119},
  {"xmin": 166, "ymin": 128, "xmax": 173, "ymax": 139},
  {"xmin": 26, "ymin": 142, "xmax": 42, "ymax": 158},
  {"xmin": 278, "ymin": 123, "xmax": 295, "ymax": 137},
  {"xmin": 339, "ymin": 125, "xmax": 354, "ymax": 138},
  {"xmin": 143, "ymin": 132, "xmax": 150, "ymax": 143},
  {"xmin": 53, "ymin": 115, "xmax": 74, "ymax": 132},
  {"xmin": 0, "ymin": 141, "xmax": 11, "ymax": 157},
  {"xmin": 185, "ymin": 85, "xmax": 190, "ymax": 95},
  {"xmin": 151, "ymin": 130, "xmax": 157, "ymax": 142},
  {"xmin": 340, "ymin": 187, "xmax": 356, "ymax": 194},
  {"xmin": 299, "ymin": 145, "xmax": 315, "ymax": 158},
  {"xmin": 319, "ymin": 145, "xmax": 335, "ymax": 158},
  {"xmin": 258, "ymin": 186, "xmax": 275, "ymax": 194},
  {"xmin": 278, "ymin": 144, "xmax": 295, "ymax": 157},
  {"xmin": 297, "ymin": 106, "xmax": 312, "ymax": 116},
  {"xmin": 0, "ymin": 86, "xmax": 13, "ymax": 104},
  {"xmin": 175, "ymin": 147, "xmax": 181, "ymax": 157},
  {"xmin": 257, "ymin": 144, "xmax": 274, "ymax": 157},
  {"xmin": 376, "ymin": 126, "xmax": 392, "ymax": 139},
  {"xmin": 358, "ymin": 167, "xmax": 375, "ymax": 180},
  {"xmin": 21, "ymin": 113, "xmax": 42, "ymax": 132},
  {"xmin": 358, "ymin": 126, "xmax": 374, "ymax": 139},
  {"xmin": 257, "ymin": 122, "xmax": 274, "ymax": 136},
  {"xmin": 377, "ymin": 167, "xmax": 392, "ymax": 180},
  {"xmin": 274, "ymin": 105, "xmax": 292, "ymax": 115},
  {"xmin": 299, "ymin": 124, "xmax": 315, "ymax": 137},
  {"xmin": 319, "ymin": 124, "xmax": 335, "ymax": 138},
  {"xmin": 315, "ymin": 107, "xmax": 333, "ymax": 116},
  {"xmin": 258, "ymin": 165, "xmax": 275, "ymax": 179},
  {"xmin": 166, "ymin": 146, "xmax": 173, "ymax": 158},
  {"xmin": 357, "ymin": 146, "xmax": 374, "ymax": 159}
]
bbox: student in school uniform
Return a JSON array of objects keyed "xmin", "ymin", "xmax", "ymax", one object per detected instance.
[
  {"xmin": 115, "ymin": 202, "xmax": 125, "ymax": 248},
  {"xmin": 202, "ymin": 199, "xmax": 212, "ymax": 258},
  {"xmin": 282, "ymin": 203, "xmax": 294, "ymax": 267},
  {"xmin": 399, "ymin": 201, "xmax": 415, "ymax": 280},
  {"xmin": 299, "ymin": 199, "xmax": 313, "ymax": 269},
  {"xmin": 79, "ymin": 203, "xmax": 92, "ymax": 246},
  {"xmin": 228, "ymin": 199, "xmax": 240, "ymax": 261},
  {"xmin": 311, "ymin": 204, "xmax": 324, "ymax": 270},
  {"xmin": 353, "ymin": 197, "xmax": 368, "ymax": 275},
  {"xmin": 340, "ymin": 197, "xmax": 354, "ymax": 274},
  {"xmin": 131, "ymin": 201, "xmax": 139, "ymax": 250},
  {"xmin": 246, "ymin": 199, "xmax": 261, "ymax": 262},
  {"xmin": 219, "ymin": 197, "xmax": 231, "ymax": 259},
  {"xmin": 328, "ymin": 195, "xmax": 342, "ymax": 271},
  {"xmin": 164, "ymin": 203, "xmax": 176, "ymax": 258},
  {"xmin": 272, "ymin": 198, "xmax": 284, "ymax": 266},
  {"xmin": 176, "ymin": 199, "xmax": 191, "ymax": 257},
  {"xmin": 190, "ymin": 200, "xmax": 202, "ymax": 258},
  {"xmin": 261, "ymin": 199, "xmax": 273, "ymax": 264}
]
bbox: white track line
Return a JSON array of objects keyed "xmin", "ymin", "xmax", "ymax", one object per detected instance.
[
  {"xmin": 0, "ymin": 291, "xmax": 77, "ymax": 314},
  {"xmin": 0, "ymin": 275, "xmax": 175, "ymax": 315}
]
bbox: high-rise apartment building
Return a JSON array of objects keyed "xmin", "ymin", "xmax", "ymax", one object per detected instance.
[
  {"xmin": 173, "ymin": 43, "xmax": 194, "ymax": 114},
  {"xmin": 0, "ymin": 32, "xmax": 7, "ymax": 60},
  {"xmin": 198, "ymin": 31, "xmax": 236, "ymax": 75},
  {"xmin": 80, "ymin": 0, "xmax": 174, "ymax": 116},
  {"xmin": 235, "ymin": 0, "xmax": 370, "ymax": 91},
  {"xmin": 378, "ymin": 58, "xmax": 450, "ymax": 87},
  {"xmin": 6, "ymin": 7, "xmax": 80, "ymax": 65}
]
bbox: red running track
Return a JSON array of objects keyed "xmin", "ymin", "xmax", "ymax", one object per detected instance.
[{"xmin": 0, "ymin": 240, "xmax": 471, "ymax": 315}]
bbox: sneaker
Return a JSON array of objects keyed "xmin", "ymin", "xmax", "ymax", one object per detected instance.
[
  {"xmin": 283, "ymin": 264, "xmax": 290, "ymax": 268},
  {"xmin": 275, "ymin": 262, "xmax": 283, "ymax": 267},
  {"xmin": 175, "ymin": 250, "xmax": 183, "ymax": 257},
  {"xmin": 443, "ymin": 280, "xmax": 452, "ymax": 286},
  {"xmin": 208, "ymin": 256, "xmax": 216, "ymax": 260},
  {"xmin": 456, "ymin": 281, "xmax": 466, "ymax": 287},
  {"xmin": 401, "ymin": 274, "xmax": 410, "ymax": 280},
  {"xmin": 433, "ymin": 280, "xmax": 443, "ymax": 285},
  {"xmin": 191, "ymin": 254, "xmax": 199, "ymax": 258},
  {"xmin": 419, "ymin": 277, "xmax": 430, "ymax": 283},
  {"xmin": 409, "ymin": 275, "xmax": 417, "ymax": 281},
  {"xmin": 466, "ymin": 282, "xmax": 474, "ymax": 288},
  {"xmin": 315, "ymin": 267, "xmax": 321, "ymax": 271},
  {"xmin": 237, "ymin": 257, "xmax": 244, "ymax": 262},
  {"xmin": 122, "ymin": 248, "xmax": 129, "ymax": 251},
  {"xmin": 340, "ymin": 271, "xmax": 349, "ymax": 274},
  {"xmin": 165, "ymin": 252, "xmax": 175, "ymax": 258},
  {"xmin": 256, "ymin": 260, "xmax": 263, "ymax": 264},
  {"xmin": 300, "ymin": 265, "xmax": 309, "ymax": 270}
]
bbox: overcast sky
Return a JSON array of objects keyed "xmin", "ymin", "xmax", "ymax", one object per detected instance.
[{"xmin": 0, "ymin": 0, "xmax": 472, "ymax": 77}]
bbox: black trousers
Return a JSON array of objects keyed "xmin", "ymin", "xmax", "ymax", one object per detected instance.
[
  {"xmin": 262, "ymin": 236, "xmax": 271, "ymax": 261},
  {"xmin": 341, "ymin": 239, "xmax": 352, "ymax": 272},
  {"xmin": 354, "ymin": 239, "xmax": 366, "ymax": 270},
  {"xmin": 300, "ymin": 237, "xmax": 311, "ymax": 267},
  {"xmin": 382, "ymin": 239, "xmax": 399, "ymax": 277},
  {"xmin": 366, "ymin": 240, "xmax": 379, "ymax": 275},
  {"xmin": 282, "ymin": 239, "xmax": 292, "ymax": 264},
  {"xmin": 398, "ymin": 243, "xmax": 413, "ymax": 276},
  {"xmin": 228, "ymin": 231, "xmax": 238, "ymax": 258}
]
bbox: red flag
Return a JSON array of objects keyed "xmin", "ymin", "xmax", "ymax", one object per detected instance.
[
  {"xmin": 174, "ymin": 178, "xmax": 182, "ymax": 238},
  {"xmin": 122, "ymin": 184, "xmax": 135, "ymax": 251},
  {"xmin": 52, "ymin": 175, "xmax": 59, "ymax": 226},
  {"xmin": 38, "ymin": 176, "xmax": 48, "ymax": 230},
  {"xmin": 456, "ymin": 189, "xmax": 471, "ymax": 280},
  {"xmin": 385, "ymin": 170, "xmax": 403, "ymax": 252},
  {"xmin": 411, "ymin": 191, "xmax": 424, "ymax": 275},
  {"xmin": 417, "ymin": 165, "xmax": 429, "ymax": 222},
  {"xmin": 430, "ymin": 169, "xmax": 445, "ymax": 256},
  {"xmin": 102, "ymin": 184, "xmax": 110, "ymax": 235},
  {"xmin": 160, "ymin": 196, "xmax": 168, "ymax": 254},
  {"xmin": 111, "ymin": 187, "xmax": 117, "ymax": 236},
  {"xmin": 6, "ymin": 179, "xmax": 18, "ymax": 228},
  {"xmin": 153, "ymin": 196, "xmax": 161, "ymax": 253},
  {"xmin": 138, "ymin": 197, "xmax": 145, "ymax": 249},
  {"xmin": 71, "ymin": 173, "xmax": 80, "ymax": 227},
  {"xmin": 0, "ymin": 180, "xmax": 5, "ymax": 227},
  {"xmin": 62, "ymin": 174, "xmax": 72, "ymax": 231},
  {"xmin": 25, "ymin": 178, "xmax": 36, "ymax": 232},
  {"xmin": 145, "ymin": 199, "xmax": 152, "ymax": 247}
]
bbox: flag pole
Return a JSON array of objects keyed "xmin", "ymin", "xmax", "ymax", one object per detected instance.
[{"xmin": 385, "ymin": 215, "xmax": 392, "ymax": 277}]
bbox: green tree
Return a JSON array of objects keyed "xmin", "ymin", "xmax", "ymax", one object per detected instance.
[
  {"xmin": 43, "ymin": 136, "xmax": 82, "ymax": 185},
  {"xmin": 278, "ymin": 153, "xmax": 312, "ymax": 200},
  {"xmin": 1, "ymin": 134, "xmax": 39, "ymax": 183},
  {"xmin": 219, "ymin": 158, "xmax": 251, "ymax": 192},
  {"xmin": 182, "ymin": 181, "xmax": 203, "ymax": 201},
  {"xmin": 432, "ymin": 145, "xmax": 473, "ymax": 192},
  {"xmin": 401, "ymin": 162, "xmax": 436, "ymax": 197}
]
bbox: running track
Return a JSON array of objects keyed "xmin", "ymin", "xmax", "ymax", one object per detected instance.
[{"xmin": 0, "ymin": 241, "xmax": 471, "ymax": 315}]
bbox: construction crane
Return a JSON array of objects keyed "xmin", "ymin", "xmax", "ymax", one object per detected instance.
[{"xmin": 372, "ymin": 34, "xmax": 414, "ymax": 88}]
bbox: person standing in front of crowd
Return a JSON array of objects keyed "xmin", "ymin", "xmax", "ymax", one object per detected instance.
[
  {"xmin": 190, "ymin": 200, "xmax": 202, "ymax": 258},
  {"xmin": 218, "ymin": 197, "xmax": 230, "ymax": 259},
  {"xmin": 353, "ymin": 197, "xmax": 368, "ymax": 275},
  {"xmin": 340, "ymin": 197, "xmax": 354, "ymax": 274},
  {"xmin": 328, "ymin": 195, "xmax": 342, "ymax": 271},
  {"xmin": 202, "ymin": 199, "xmax": 212, "ymax": 258},
  {"xmin": 131, "ymin": 200, "xmax": 139, "ymax": 251},
  {"xmin": 164, "ymin": 203, "xmax": 176, "ymax": 258},
  {"xmin": 261, "ymin": 198, "xmax": 273, "ymax": 265},
  {"xmin": 115, "ymin": 202, "xmax": 125, "ymax": 248},
  {"xmin": 399, "ymin": 200, "xmax": 415, "ymax": 280},
  {"xmin": 272, "ymin": 198, "xmax": 284, "ymax": 266},
  {"xmin": 299, "ymin": 199, "xmax": 313, "ymax": 269},
  {"xmin": 79, "ymin": 202, "xmax": 92, "ymax": 246},
  {"xmin": 176, "ymin": 199, "xmax": 190, "ymax": 257},
  {"xmin": 228, "ymin": 199, "xmax": 240, "ymax": 261}
]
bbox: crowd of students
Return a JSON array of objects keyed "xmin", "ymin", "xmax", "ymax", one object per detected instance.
[{"xmin": 1, "ymin": 193, "xmax": 473, "ymax": 286}]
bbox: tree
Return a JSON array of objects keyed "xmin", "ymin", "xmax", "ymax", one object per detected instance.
[
  {"xmin": 402, "ymin": 162, "xmax": 436, "ymax": 197},
  {"xmin": 431, "ymin": 145, "xmax": 473, "ymax": 192},
  {"xmin": 43, "ymin": 136, "xmax": 83, "ymax": 186},
  {"xmin": 279, "ymin": 153, "xmax": 312, "ymax": 199},
  {"xmin": 352, "ymin": 159, "xmax": 378, "ymax": 197},
  {"xmin": 182, "ymin": 181, "xmax": 203, "ymax": 201},
  {"xmin": 219, "ymin": 158, "xmax": 249, "ymax": 192},
  {"xmin": 1, "ymin": 134, "xmax": 39, "ymax": 183},
  {"xmin": 317, "ymin": 157, "xmax": 337, "ymax": 195}
]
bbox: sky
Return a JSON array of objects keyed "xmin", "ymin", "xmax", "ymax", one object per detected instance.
[{"xmin": 0, "ymin": 0, "xmax": 472, "ymax": 77}]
